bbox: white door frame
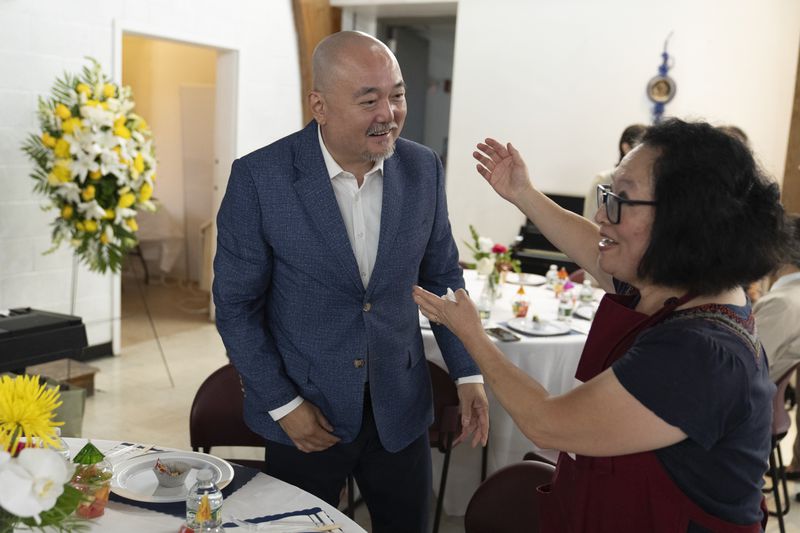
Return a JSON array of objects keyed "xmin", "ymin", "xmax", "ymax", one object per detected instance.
[{"xmin": 110, "ymin": 20, "xmax": 239, "ymax": 354}]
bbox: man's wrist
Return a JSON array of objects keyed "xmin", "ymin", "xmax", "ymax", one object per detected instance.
[{"xmin": 269, "ymin": 396, "xmax": 304, "ymax": 420}]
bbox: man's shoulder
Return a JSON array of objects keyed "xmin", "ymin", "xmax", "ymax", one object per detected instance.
[{"xmin": 394, "ymin": 137, "xmax": 436, "ymax": 159}]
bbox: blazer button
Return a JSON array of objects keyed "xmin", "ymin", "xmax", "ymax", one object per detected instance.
[
  {"xmin": 353, "ymin": 358, "xmax": 366, "ymax": 368},
  {"xmin": 362, "ymin": 302, "xmax": 372, "ymax": 312}
]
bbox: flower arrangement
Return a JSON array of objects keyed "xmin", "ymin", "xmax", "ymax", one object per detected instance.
[
  {"xmin": 22, "ymin": 58, "xmax": 156, "ymax": 273},
  {"xmin": 464, "ymin": 225, "xmax": 521, "ymax": 291},
  {"xmin": 0, "ymin": 375, "xmax": 86, "ymax": 532}
]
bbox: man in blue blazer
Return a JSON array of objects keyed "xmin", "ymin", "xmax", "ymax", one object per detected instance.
[{"xmin": 213, "ymin": 31, "xmax": 488, "ymax": 532}]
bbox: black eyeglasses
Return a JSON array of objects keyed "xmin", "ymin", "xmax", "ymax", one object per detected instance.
[{"xmin": 596, "ymin": 184, "xmax": 657, "ymax": 224}]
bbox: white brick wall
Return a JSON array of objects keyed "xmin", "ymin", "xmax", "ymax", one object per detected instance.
[{"xmin": 0, "ymin": 0, "xmax": 302, "ymax": 350}]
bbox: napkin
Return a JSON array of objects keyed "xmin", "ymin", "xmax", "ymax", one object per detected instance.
[{"xmin": 442, "ymin": 288, "xmax": 457, "ymax": 302}]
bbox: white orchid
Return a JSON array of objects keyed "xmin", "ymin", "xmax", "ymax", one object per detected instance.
[
  {"xmin": 0, "ymin": 448, "xmax": 73, "ymax": 524},
  {"xmin": 477, "ymin": 236, "xmax": 494, "ymax": 253}
]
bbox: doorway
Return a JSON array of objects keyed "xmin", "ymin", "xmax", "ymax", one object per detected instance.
[{"xmin": 113, "ymin": 27, "xmax": 238, "ymax": 355}]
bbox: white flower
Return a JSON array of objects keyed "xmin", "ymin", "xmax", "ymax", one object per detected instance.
[
  {"xmin": 0, "ymin": 448, "xmax": 73, "ymax": 524},
  {"xmin": 477, "ymin": 236, "xmax": 494, "ymax": 253},
  {"xmin": 81, "ymin": 104, "xmax": 114, "ymax": 129},
  {"xmin": 476, "ymin": 256, "xmax": 495, "ymax": 276}
]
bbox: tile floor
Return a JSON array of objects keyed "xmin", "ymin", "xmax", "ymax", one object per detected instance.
[
  {"xmin": 78, "ymin": 264, "xmax": 798, "ymax": 532},
  {"xmin": 79, "ymin": 266, "xmax": 463, "ymax": 532}
]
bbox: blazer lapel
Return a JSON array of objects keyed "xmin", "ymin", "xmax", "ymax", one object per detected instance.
[
  {"xmin": 292, "ymin": 122, "xmax": 364, "ymax": 292},
  {"xmin": 367, "ymin": 153, "xmax": 403, "ymax": 297}
]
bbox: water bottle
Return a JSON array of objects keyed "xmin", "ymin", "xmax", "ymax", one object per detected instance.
[
  {"xmin": 545, "ymin": 264, "xmax": 558, "ymax": 289},
  {"xmin": 557, "ymin": 291, "xmax": 574, "ymax": 321},
  {"xmin": 186, "ymin": 469, "xmax": 224, "ymax": 531},
  {"xmin": 579, "ymin": 279, "xmax": 594, "ymax": 303}
]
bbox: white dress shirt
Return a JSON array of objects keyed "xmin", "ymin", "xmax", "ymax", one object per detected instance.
[{"xmin": 269, "ymin": 127, "xmax": 480, "ymax": 422}]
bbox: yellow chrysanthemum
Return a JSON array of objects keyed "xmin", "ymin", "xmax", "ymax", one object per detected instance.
[
  {"xmin": 61, "ymin": 205, "xmax": 73, "ymax": 220},
  {"xmin": 118, "ymin": 192, "xmax": 136, "ymax": 209},
  {"xmin": 81, "ymin": 185, "xmax": 96, "ymax": 201},
  {"xmin": 114, "ymin": 125, "xmax": 131, "ymax": 139},
  {"xmin": 41, "ymin": 132, "xmax": 57, "ymax": 148},
  {"xmin": 85, "ymin": 99, "xmax": 100, "ymax": 108},
  {"xmin": 0, "ymin": 374, "xmax": 62, "ymax": 453},
  {"xmin": 54, "ymin": 138, "xmax": 71, "ymax": 159},
  {"xmin": 52, "ymin": 163, "xmax": 71, "ymax": 183},
  {"xmin": 75, "ymin": 221, "xmax": 85, "ymax": 232},
  {"xmin": 139, "ymin": 182, "xmax": 153, "ymax": 203},
  {"xmin": 133, "ymin": 153, "xmax": 144, "ymax": 174},
  {"xmin": 76, "ymin": 83, "xmax": 92, "ymax": 97},
  {"xmin": 83, "ymin": 220, "xmax": 98, "ymax": 233},
  {"xmin": 89, "ymin": 169, "xmax": 102, "ymax": 180},
  {"xmin": 103, "ymin": 83, "xmax": 116, "ymax": 99},
  {"xmin": 62, "ymin": 117, "xmax": 82, "ymax": 135},
  {"xmin": 54, "ymin": 103, "xmax": 71, "ymax": 120},
  {"xmin": 104, "ymin": 208, "xmax": 115, "ymax": 220},
  {"xmin": 126, "ymin": 218, "xmax": 138, "ymax": 232}
]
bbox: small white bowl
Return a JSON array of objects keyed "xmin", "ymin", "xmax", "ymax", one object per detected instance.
[{"xmin": 152, "ymin": 459, "xmax": 190, "ymax": 488}]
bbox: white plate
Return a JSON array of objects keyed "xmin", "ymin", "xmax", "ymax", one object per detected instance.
[
  {"xmin": 505, "ymin": 272, "xmax": 547, "ymax": 286},
  {"xmin": 506, "ymin": 317, "xmax": 571, "ymax": 336},
  {"xmin": 111, "ymin": 451, "xmax": 234, "ymax": 503},
  {"xmin": 573, "ymin": 304, "xmax": 597, "ymax": 321}
]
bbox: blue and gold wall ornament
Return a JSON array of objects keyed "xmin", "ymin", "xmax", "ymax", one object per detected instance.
[{"xmin": 647, "ymin": 32, "xmax": 676, "ymax": 123}]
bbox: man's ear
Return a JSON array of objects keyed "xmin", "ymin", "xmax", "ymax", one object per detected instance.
[{"xmin": 309, "ymin": 91, "xmax": 326, "ymax": 125}]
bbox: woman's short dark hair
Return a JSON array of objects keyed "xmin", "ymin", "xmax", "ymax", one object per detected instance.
[{"xmin": 637, "ymin": 118, "xmax": 788, "ymax": 295}]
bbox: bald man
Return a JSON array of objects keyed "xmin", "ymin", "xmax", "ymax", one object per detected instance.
[{"xmin": 213, "ymin": 31, "xmax": 488, "ymax": 532}]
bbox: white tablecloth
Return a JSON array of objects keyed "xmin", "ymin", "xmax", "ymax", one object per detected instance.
[
  {"xmin": 58, "ymin": 439, "xmax": 366, "ymax": 533},
  {"xmin": 424, "ymin": 271, "xmax": 596, "ymax": 516}
]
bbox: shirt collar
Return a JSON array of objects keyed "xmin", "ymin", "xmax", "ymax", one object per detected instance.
[
  {"xmin": 771, "ymin": 271, "xmax": 800, "ymax": 292},
  {"xmin": 318, "ymin": 124, "xmax": 384, "ymax": 180}
]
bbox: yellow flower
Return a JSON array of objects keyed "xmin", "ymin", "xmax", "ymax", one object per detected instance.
[
  {"xmin": 81, "ymin": 185, "xmax": 96, "ymax": 201},
  {"xmin": 41, "ymin": 132, "xmax": 57, "ymax": 148},
  {"xmin": 61, "ymin": 205, "xmax": 73, "ymax": 220},
  {"xmin": 89, "ymin": 169, "xmax": 102, "ymax": 180},
  {"xmin": 104, "ymin": 208, "xmax": 115, "ymax": 220},
  {"xmin": 75, "ymin": 221, "xmax": 85, "ymax": 232},
  {"xmin": 136, "ymin": 118, "xmax": 149, "ymax": 132},
  {"xmin": 133, "ymin": 153, "xmax": 144, "ymax": 174},
  {"xmin": 54, "ymin": 103, "xmax": 71, "ymax": 120},
  {"xmin": 139, "ymin": 182, "xmax": 153, "ymax": 202},
  {"xmin": 76, "ymin": 83, "xmax": 92, "ymax": 97},
  {"xmin": 113, "ymin": 116, "xmax": 131, "ymax": 139},
  {"xmin": 85, "ymin": 99, "xmax": 100, "ymax": 107},
  {"xmin": 54, "ymin": 138, "xmax": 71, "ymax": 159},
  {"xmin": 83, "ymin": 220, "xmax": 98, "ymax": 233},
  {"xmin": 118, "ymin": 192, "xmax": 136, "ymax": 208},
  {"xmin": 62, "ymin": 117, "xmax": 82, "ymax": 135},
  {"xmin": 100, "ymin": 231, "xmax": 110, "ymax": 244},
  {"xmin": 103, "ymin": 83, "xmax": 116, "ymax": 99},
  {"xmin": 126, "ymin": 218, "xmax": 138, "ymax": 232},
  {"xmin": 0, "ymin": 374, "xmax": 62, "ymax": 453},
  {"xmin": 52, "ymin": 163, "xmax": 71, "ymax": 183}
]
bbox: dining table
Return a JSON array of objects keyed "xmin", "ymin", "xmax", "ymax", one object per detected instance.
[
  {"xmin": 58, "ymin": 438, "xmax": 366, "ymax": 533},
  {"xmin": 422, "ymin": 269, "xmax": 600, "ymax": 516}
]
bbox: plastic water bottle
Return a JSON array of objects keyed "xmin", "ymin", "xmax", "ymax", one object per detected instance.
[
  {"xmin": 557, "ymin": 291, "xmax": 574, "ymax": 321},
  {"xmin": 545, "ymin": 264, "xmax": 558, "ymax": 289},
  {"xmin": 579, "ymin": 279, "xmax": 594, "ymax": 303},
  {"xmin": 186, "ymin": 469, "xmax": 224, "ymax": 531}
]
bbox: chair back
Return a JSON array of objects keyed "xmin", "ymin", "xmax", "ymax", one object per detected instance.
[
  {"xmin": 428, "ymin": 361, "xmax": 461, "ymax": 452},
  {"xmin": 465, "ymin": 460, "xmax": 555, "ymax": 533},
  {"xmin": 773, "ymin": 364, "xmax": 800, "ymax": 439},
  {"xmin": 189, "ymin": 363, "xmax": 265, "ymax": 468}
]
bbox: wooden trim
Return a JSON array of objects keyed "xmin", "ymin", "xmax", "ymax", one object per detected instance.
[
  {"xmin": 292, "ymin": 0, "xmax": 342, "ymax": 124},
  {"xmin": 783, "ymin": 47, "xmax": 800, "ymax": 215}
]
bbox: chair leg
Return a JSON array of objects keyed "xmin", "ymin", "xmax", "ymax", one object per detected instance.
[
  {"xmin": 777, "ymin": 444, "xmax": 791, "ymax": 516},
  {"xmin": 769, "ymin": 448, "xmax": 786, "ymax": 533},
  {"xmin": 433, "ymin": 434, "xmax": 454, "ymax": 533}
]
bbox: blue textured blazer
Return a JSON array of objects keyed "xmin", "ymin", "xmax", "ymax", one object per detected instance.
[{"xmin": 212, "ymin": 121, "xmax": 479, "ymax": 452}]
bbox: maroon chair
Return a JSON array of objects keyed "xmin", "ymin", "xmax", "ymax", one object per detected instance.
[
  {"xmin": 465, "ymin": 460, "xmax": 555, "ymax": 533},
  {"xmin": 189, "ymin": 363, "xmax": 265, "ymax": 470}
]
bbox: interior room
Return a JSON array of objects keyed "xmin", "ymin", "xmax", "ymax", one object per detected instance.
[{"xmin": 1, "ymin": 0, "xmax": 799, "ymax": 531}]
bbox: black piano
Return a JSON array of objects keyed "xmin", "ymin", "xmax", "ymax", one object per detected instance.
[
  {"xmin": 512, "ymin": 193, "xmax": 585, "ymax": 275},
  {"xmin": 0, "ymin": 308, "xmax": 88, "ymax": 373}
]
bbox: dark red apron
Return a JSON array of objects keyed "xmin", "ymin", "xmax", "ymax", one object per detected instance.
[{"xmin": 537, "ymin": 291, "xmax": 767, "ymax": 532}]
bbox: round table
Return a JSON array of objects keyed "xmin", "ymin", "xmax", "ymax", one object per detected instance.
[{"xmin": 59, "ymin": 439, "xmax": 366, "ymax": 533}]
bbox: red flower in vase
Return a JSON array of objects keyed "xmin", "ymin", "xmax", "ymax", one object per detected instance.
[{"xmin": 491, "ymin": 244, "xmax": 508, "ymax": 254}]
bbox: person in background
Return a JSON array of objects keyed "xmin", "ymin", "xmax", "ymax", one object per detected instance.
[
  {"xmin": 414, "ymin": 119, "xmax": 789, "ymax": 531},
  {"xmin": 754, "ymin": 215, "xmax": 800, "ymax": 480},
  {"xmin": 213, "ymin": 31, "xmax": 488, "ymax": 533},
  {"xmin": 582, "ymin": 124, "xmax": 648, "ymax": 220}
]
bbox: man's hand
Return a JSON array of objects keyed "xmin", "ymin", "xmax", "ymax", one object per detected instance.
[
  {"xmin": 278, "ymin": 401, "xmax": 340, "ymax": 453},
  {"xmin": 454, "ymin": 382, "xmax": 490, "ymax": 447}
]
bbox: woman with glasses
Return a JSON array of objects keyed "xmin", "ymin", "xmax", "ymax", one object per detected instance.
[{"xmin": 413, "ymin": 119, "xmax": 788, "ymax": 532}]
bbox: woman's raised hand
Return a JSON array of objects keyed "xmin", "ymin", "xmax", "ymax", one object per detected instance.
[{"xmin": 473, "ymin": 138, "xmax": 533, "ymax": 205}]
